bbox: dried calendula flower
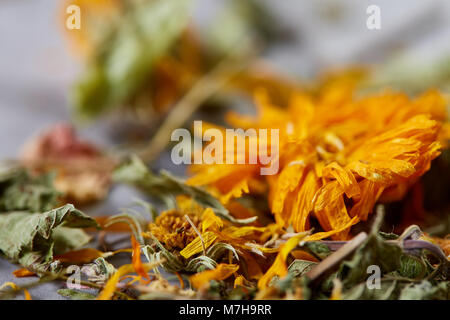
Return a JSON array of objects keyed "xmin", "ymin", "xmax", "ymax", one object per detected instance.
[
  {"xmin": 188, "ymin": 87, "xmax": 449, "ymax": 240},
  {"xmin": 148, "ymin": 209, "xmax": 202, "ymax": 251}
]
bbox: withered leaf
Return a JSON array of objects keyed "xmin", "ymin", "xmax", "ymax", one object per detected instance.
[
  {"xmin": 399, "ymin": 280, "xmax": 449, "ymax": 300},
  {"xmin": 0, "ymin": 163, "xmax": 60, "ymax": 213},
  {"xmin": 73, "ymin": 0, "xmax": 193, "ymax": 118},
  {"xmin": 0, "ymin": 204, "xmax": 98, "ymax": 273},
  {"xmin": 113, "ymin": 156, "xmax": 256, "ymax": 224},
  {"xmin": 57, "ymin": 289, "xmax": 96, "ymax": 300}
]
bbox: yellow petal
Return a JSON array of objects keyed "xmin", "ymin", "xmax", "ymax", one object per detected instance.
[
  {"xmin": 180, "ymin": 231, "xmax": 217, "ymax": 259},
  {"xmin": 0, "ymin": 281, "xmax": 31, "ymax": 300},
  {"xmin": 202, "ymin": 208, "xmax": 223, "ymax": 233},
  {"xmin": 323, "ymin": 162, "xmax": 360, "ymax": 199},
  {"xmin": 97, "ymin": 264, "xmax": 135, "ymax": 300},
  {"xmin": 219, "ymin": 179, "xmax": 249, "ymax": 204},
  {"xmin": 234, "ymin": 275, "xmax": 246, "ymax": 288},
  {"xmin": 190, "ymin": 263, "xmax": 239, "ymax": 289},
  {"xmin": 291, "ymin": 170, "xmax": 320, "ymax": 232},
  {"xmin": 97, "ymin": 261, "xmax": 159, "ymax": 300},
  {"xmin": 271, "ymin": 161, "xmax": 306, "ymax": 216},
  {"xmin": 305, "ymin": 216, "xmax": 360, "ymax": 241},
  {"xmin": 55, "ymin": 248, "xmax": 110, "ymax": 264},
  {"xmin": 257, "ymin": 233, "xmax": 308, "ymax": 289}
]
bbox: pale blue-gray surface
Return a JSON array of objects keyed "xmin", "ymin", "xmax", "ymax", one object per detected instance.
[{"xmin": 0, "ymin": 0, "xmax": 449, "ymax": 299}]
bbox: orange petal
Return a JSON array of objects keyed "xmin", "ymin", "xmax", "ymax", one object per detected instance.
[
  {"xmin": 323, "ymin": 162, "xmax": 360, "ymax": 198},
  {"xmin": 97, "ymin": 264, "xmax": 135, "ymax": 300},
  {"xmin": 55, "ymin": 248, "xmax": 109, "ymax": 264},
  {"xmin": 257, "ymin": 233, "xmax": 308, "ymax": 289},
  {"xmin": 190, "ymin": 263, "xmax": 239, "ymax": 289},
  {"xmin": 131, "ymin": 236, "xmax": 149, "ymax": 280},
  {"xmin": 271, "ymin": 161, "xmax": 306, "ymax": 216},
  {"xmin": 12, "ymin": 268, "xmax": 36, "ymax": 278},
  {"xmin": 349, "ymin": 180, "xmax": 384, "ymax": 221},
  {"xmin": 234, "ymin": 275, "xmax": 246, "ymax": 288},
  {"xmin": 291, "ymin": 170, "xmax": 320, "ymax": 232},
  {"xmin": 97, "ymin": 262, "xmax": 158, "ymax": 300},
  {"xmin": 314, "ymin": 182, "xmax": 355, "ymax": 240},
  {"xmin": 202, "ymin": 208, "xmax": 224, "ymax": 233},
  {"xmin": 291, "ymin": 250, "xmax": 319, "ymax": 262},
  {"xmin": 94, "ymin": 216, "xmax": 132, "ymax": 232},
  {"xmin": 305, "ymin": 216, "xmax": 360, "ymax": 241},
  {"xmin": 219, "ymin": 179, "xmax": 249, "ymax": 204}
]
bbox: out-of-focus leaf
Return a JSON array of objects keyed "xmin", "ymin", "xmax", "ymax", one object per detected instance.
[
  {"xmin": 205, "ymin": 0, "xmax": 289, "ymax": 56},
  {"xmin": 341, "ymin": 280, "xmax": 398, "ymax": 300},
  {"xmin": 366, "ymin": 55, "xmax": 450, "ymax": 95},
  {"xmin": 0, "ymin": 163, "xmax": 60, "ymax": 213},
  {"xmin": 72, "ymin": 0, "xmax": 194, "ymax": 118},
  {"xmin": 0, "ymin": 204, "xmax": 98, "ymax": 273},
  {"xmin": 57, "ymin": 289, "xmax": 96, "ymax": 300},
  {"xmin": 113, "ymin": 156, "xmax": 256, "ymax": 224},
  {"xmin": 399, "ymin": 280, "xmax": 449, "ymax": 300}
]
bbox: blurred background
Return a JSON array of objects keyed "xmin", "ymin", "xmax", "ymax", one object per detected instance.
[
  {"xmin": 0, "ymin": 0, "xmax": 449, "ymax": 299},
  {"xmin": 1, "ymin": 0, "xmax": 450, "ymax": 158}
]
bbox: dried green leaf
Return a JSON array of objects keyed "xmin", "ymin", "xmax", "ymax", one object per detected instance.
[
  {"xmin": 0, "ymin": 204, "xmax": 98, "ymax": 273},
  {"xmin": 57, "ymin": 289, "xmax": 96, "ymax": 300},
  {"xmin": 85, "ymin": 257, "xmax": 117, "ymax": 284},
  {"xmin": 288, "ymin": 259, "xmax": 317, "ymax": 278},
  {"xmin": 399, "ymin": 280, "xmax": 449, "ymax": 300},
  {"xmin": 0, "ymin": 163, "xmax": 60, "ymax": 213},
  {"xmin": 72, "ymin": 0, "xmax": 194, "ymax": 118},
  {"xmin": 301, "ymin": 241, "xmax": 332, "ymax": 260},
  {"xmin": 338, "ymin": 213, "xmax": 403, "ymax": 287},
  {"xmin": 341, "ymin": 280, "xmax": 399, "ymax": 300},
  {"xmin": 113, "ymin": 156, "xmax": 256, "ymax": 224}
]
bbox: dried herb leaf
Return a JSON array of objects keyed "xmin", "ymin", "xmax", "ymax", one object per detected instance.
[
  {"xmin": 73, "ymin": 0, "xmax": 193, "ymax": 118},
  {"xmin": 113, "ymin": 156, "xmax": 256, "ymax": 224},
  {"xmin": 399, "ymin": 280, "xmax": 449, "ymax": 300},
  {"xmin": 57, "ymin": 289, "xmax": 96, "ymax": 300},
  {"xmin": 337, "ymin": 214, "xmax": 403, "ymax": 287},
  {"xmin": 288, "ymin": 259, "xmax": 317, "ymax": 278},
  {"xmin": 0, "ymin": 204, "xmax": 98, "ymax": 273},
  {"xmin": 0, "ymin": 163, "xmax": 60, "ymax": 213},
  {"xmin": 341, "ymin": 280, "xmax": 398, "ymax": 300}
]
